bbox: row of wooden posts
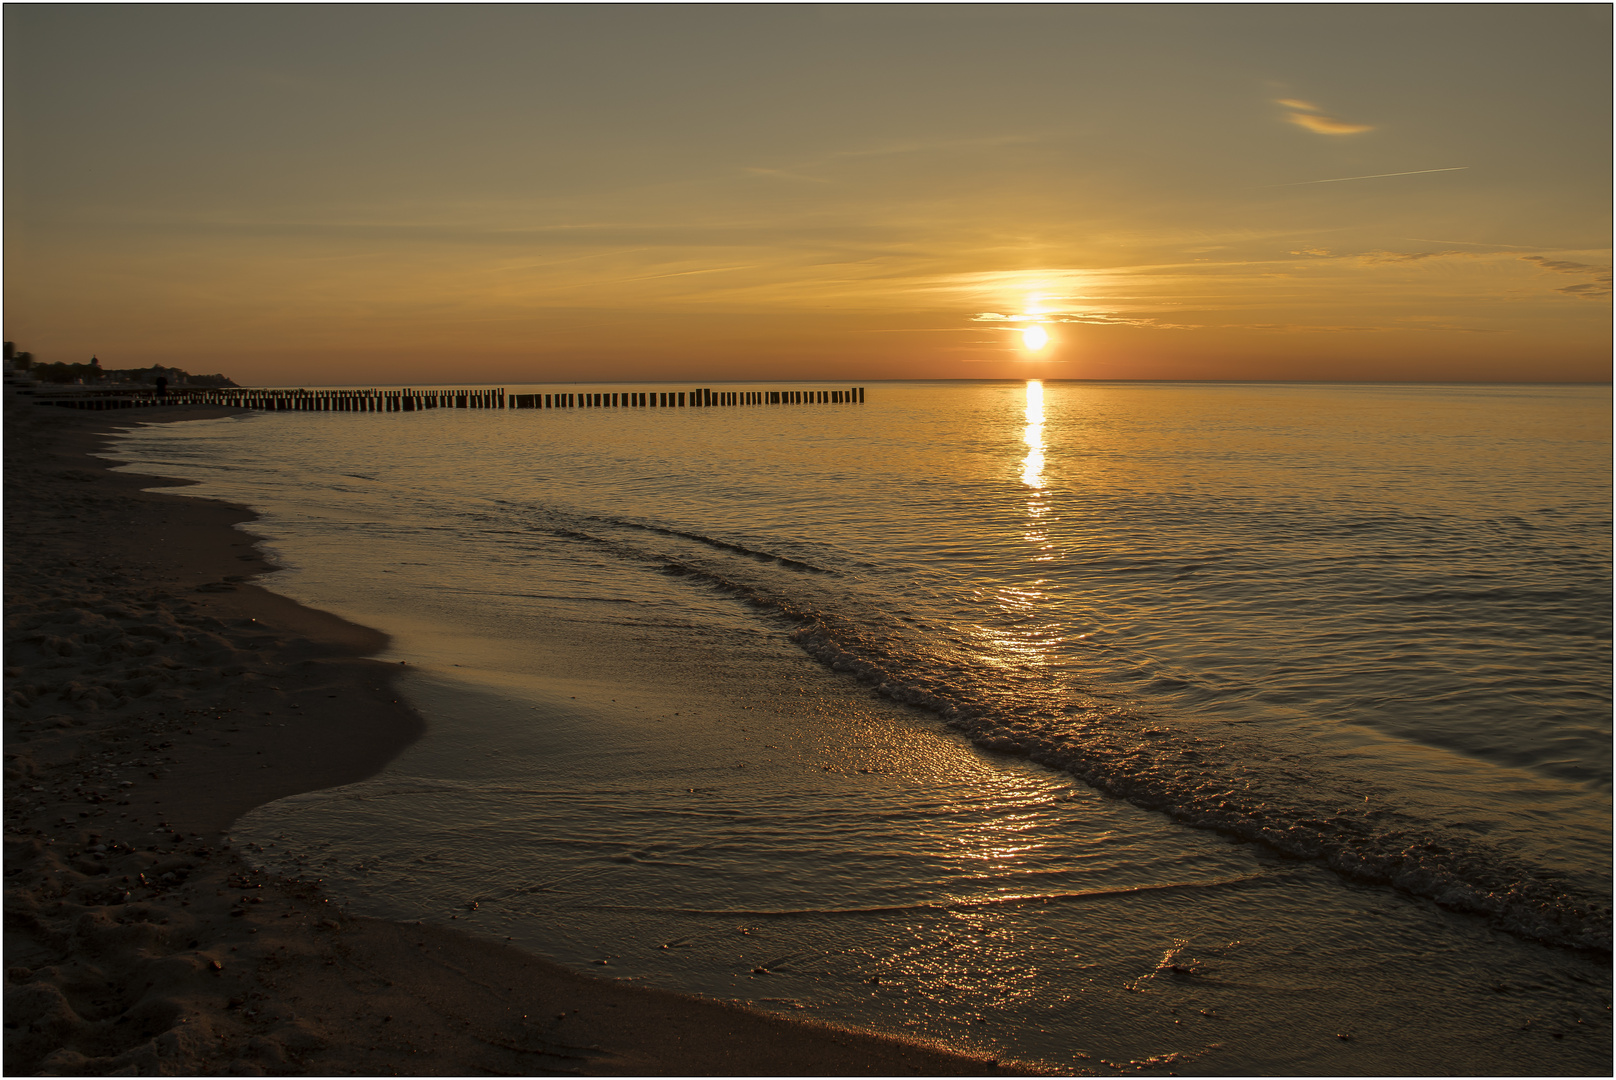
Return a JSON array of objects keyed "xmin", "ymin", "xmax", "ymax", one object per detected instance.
[
  {"xmin": 508, "ymin": 387, "xmax": 865, "ymax": 409},
  {"xmin": 34, "ymin": 386, "xmax": 867, "ymax": 412}
]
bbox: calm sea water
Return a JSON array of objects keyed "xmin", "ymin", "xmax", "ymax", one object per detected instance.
[{"xmin": 110, "ymin": 381, "xmax": 1611, "ymax": 1074}]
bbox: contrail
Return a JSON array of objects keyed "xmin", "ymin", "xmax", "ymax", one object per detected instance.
[{"xmin": 1279, "ymin": 166, "xmax": 1469, "ymax": 187}]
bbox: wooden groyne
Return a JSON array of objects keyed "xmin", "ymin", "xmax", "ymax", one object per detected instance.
[
  {"xmin": 29, "ymin": 386, "xmax": 867, "ymax": 412},
  {"xmin": 507, "ymin": 387, "xmax": 865, "ymax": 409}
]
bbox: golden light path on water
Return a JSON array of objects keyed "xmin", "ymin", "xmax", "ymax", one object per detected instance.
[
  {"xmin": 1020, "ymin": 379, "xmax": 1045, "ymax": 490},
  {"xmin": 978, "ymin": 379, "xmax": 1062, "ymax": 685}
]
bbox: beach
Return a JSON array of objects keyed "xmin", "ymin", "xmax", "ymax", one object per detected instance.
[{"xmin": 2, "ymin": 395, "xmax": 1021, "ymax": 1076}]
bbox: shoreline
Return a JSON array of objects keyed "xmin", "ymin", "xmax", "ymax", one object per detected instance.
[{"xmin": 3, "ymin": 399, "xmax": 1023, "ymax": 1075}]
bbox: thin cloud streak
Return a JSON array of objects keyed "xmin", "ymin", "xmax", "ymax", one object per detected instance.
[
  {"xmin": 1286, "ymin": 112, "xmax": 1374, "ymax": 135},
  {"xmin": 1276, "ymin": 167, "xmax": 1469, "ymax": 187},
  {"xmin": 1276, "ymin": 99, "xmax": 1374, "ymax": 135},
  {"xmin": 1402, "ymin": 238, "xmax": 1535, "ymax": 250}
]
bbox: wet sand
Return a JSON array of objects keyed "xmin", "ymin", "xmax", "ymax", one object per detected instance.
[{"xmin": 3, "ymin": 396, "xmax": 1024, "ymax": 1075}]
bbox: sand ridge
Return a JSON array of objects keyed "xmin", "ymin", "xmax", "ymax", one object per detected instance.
[{"xmin": 3, "ymin": 397, "xmax": 1026, "ymax": 1076}]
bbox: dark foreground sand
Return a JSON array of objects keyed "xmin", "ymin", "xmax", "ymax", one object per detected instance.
[{"xmin": 3, "ymin": 398, "xmax": 1026, "ymax": 1075}]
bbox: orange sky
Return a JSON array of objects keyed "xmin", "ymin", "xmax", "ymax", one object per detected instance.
[{"xmin": 6, "ymin": 5, "xmax": 1610, "ymax": 385}]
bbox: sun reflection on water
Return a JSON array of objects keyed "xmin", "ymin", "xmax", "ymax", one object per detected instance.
[
  {"xmin": 1022, "ymin": 380, "xmax": 1052, "ymax": 561},
  {"xmin": 976, "ymin": 380, "xmax": 1063, "ymax": 679},
  {"xmin": 1021, "ymin": 380, "xmax": 1045, "ymax": 490}
]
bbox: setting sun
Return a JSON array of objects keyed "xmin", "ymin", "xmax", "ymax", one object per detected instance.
[{"xmin": 1022, "ymin": 326, "xmax": 1049, "ymax": 351}]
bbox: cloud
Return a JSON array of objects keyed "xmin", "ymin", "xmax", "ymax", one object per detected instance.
[
  {"xmin": 1358, "ymin": 249, "xmax": 1472, "ymax": 264},
  {"xmin": 1286, "ymin": 111, "xmax": 1374, "ymax": 135},
  {"xmin": 1521, "ymin": 256, "xmax": 1607, "ymax": 275},
  {"xmin": 1283, "ymin": 247, "xmax": 1614, "ymax": 301},
  {"xmin": 1285, "ymin": 248, "xmax": 1483, "ymax": 264},
  {"xmin": 1252, "ymin": 323, "xmax": 1504, "ymax": 334},
  {"xmin": 1521, "ymin": 255, "xmax": 1613, "ymax": 299},
  {"xmin": 970, "ymin": 309, "xmax": 1505, "ymax": 335},
  {"xmin": 1403, "ymin": 237, "xmax": 1534, "ymax": 250},
  {"xmin": 1276, "ymin": 96, "xmax": 1373, "ymax": 134},
  {"xmin": 970, "ymin": 309, "xmax": 1194, "ymax": 330}
]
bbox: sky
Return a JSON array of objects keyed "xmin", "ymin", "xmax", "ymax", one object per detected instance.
[{"xmin": 5, "ymin": 3, "xmax": 1610, "ymax": 386}]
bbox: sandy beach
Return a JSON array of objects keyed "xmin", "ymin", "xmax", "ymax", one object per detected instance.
[{"xmin": 3, "ymin": 396, "xmax": 1022, "ymax": 1076}]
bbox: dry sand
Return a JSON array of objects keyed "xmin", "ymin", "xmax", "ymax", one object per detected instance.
[{"xmin": 3, "ymin": 397, "xmax": 1026, "ymax": 1076}]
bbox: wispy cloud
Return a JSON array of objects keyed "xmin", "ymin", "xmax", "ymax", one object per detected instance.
[
  {"xmin": 1358, "ymin": 249, "xmax": 1474, "ymax": 264},
  {"xmin": 1234, "ymin": 322, "xmax": 1503, "ymax": 334},
  {"xmin": 966, "ymin": 307, "xmax": 1504, "ymax": 336},
  {"xmin": 1522, "ymin": 256, "xmax": 1607, "ymax": 274},
  {"xmin": 1284, "ymin": 247, "xmax": 1486, "ymax": 264},
  {"xmin": 1402, "ymin": 237, "xmax": 1535, "ymax": 250},
  {"xmin": 1277, "ymin": 97, "xmax": 1374, "ymax": 135},
  {"xmin": 1287, "ymin": 112, "xmax": 1374, "ymax": 135},
  {"xmin": 970, "ymin": 308, "xmax": 1194, "ymax": 330},
  {"xmin": 1278, "ymin": 247, "xmax": 1612, "ymax": 300},
  {"xmin": 1521, "ymin": 255, "xmax": 1612, "ymax": 299}
]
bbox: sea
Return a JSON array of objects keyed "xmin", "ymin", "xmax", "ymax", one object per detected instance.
[{"xmin": 106, "ymin": 380, "xmax": 1611, "ymax": 1074}]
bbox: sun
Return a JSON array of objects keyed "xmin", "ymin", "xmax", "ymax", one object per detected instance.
[{"xmin": 1022, "ymin": 325, "xmax": 1049, "ymax": 351}]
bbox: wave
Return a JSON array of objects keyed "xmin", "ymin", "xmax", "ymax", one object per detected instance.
[
  {"xmin": 571, "ymin": 873, "xmax": 1277, "ymax": 919},
  {"xmin": 595, "ymin": 516, "xmax": 834, "ymax": 574},
  {"xmin": 632, "ymin": 544, "xmax": 1608, "ymax": 951},
  {"xmin": 517, "ymin": 499, "xmax": 1611, "ymax": 953},
  {"xmin": 786, "ymin": 621, "xmax": 1611, "ymax": 953}
]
